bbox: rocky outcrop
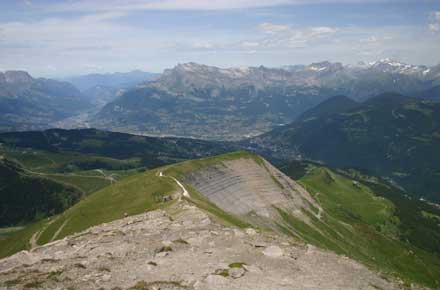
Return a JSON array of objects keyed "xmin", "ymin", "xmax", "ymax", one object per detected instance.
[{"xmin": 0, "ymin": 201, "xmax": 402, "ymax": 290}]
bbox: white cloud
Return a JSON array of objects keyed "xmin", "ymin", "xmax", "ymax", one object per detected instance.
[
  {"xmin": 257, "ymin": 22, "xmax": 337, "ymax": 49},
  {"xmin": 259, "ymin": 23, "xmax": 291, "ymax": 34},
  {"xmin": 0, "ymin": 12, "xmax": 172, "ymax": 75},
  {"xmin": 0, "ymin": 2, "xmax": 438, "ymax": 76},
  {"xmin": 241, "ymin": 41, "xmax": 260, "ymax": 47},
  {"xmin": 429, "ymin": 23, "xmax": 439, "ymax": 32},
  {"xmin": 360, "ymin": 36, "xmax": 379, "ymax": 43},
  {"xmin": 429, "ymin": 11, "xmax": 440, "ymax": 32},
  {"xmin": 192, "ymin": 41, "xmax": 214, "ymax": 49}
]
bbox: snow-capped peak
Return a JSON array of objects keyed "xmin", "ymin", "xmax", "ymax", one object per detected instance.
[{"xmin": 367, "ymin": 59, "xmax": 428, "ymax": 75}]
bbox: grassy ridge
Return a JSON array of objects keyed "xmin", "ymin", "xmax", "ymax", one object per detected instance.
[
  {"xmin": 0, "ymin": 169, "xmax": 178, "ymax": 256},
  {"xmin": 39, "ymin": 170, "xmax": 178, "ymax": 242}
]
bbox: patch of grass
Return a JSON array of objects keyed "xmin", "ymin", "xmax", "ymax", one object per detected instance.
[
  {"xmin": 0, "ymin": 226, "xmax": 24, "ymax": 240},
  {"xmin": 369, "ymin": 284, "xmax": 384, "ymax": 290},
  {"xmin": 74, "ymin": 263, "xmax": 87, "ymax": 269},
  {"xmin": 173, "ymin": 238, "xmax": 189, "ymax": 245},
  {"xmin": 46, "ymin": 173, "xmax": 111, "ymax": 195},
  {"xmin": 270, "ymin": 174, "xmax": 285, "ymax": 189},
  {"xmin": 421, "ymin": 210, "xmax": 440, "ymax": 222},
  {"xmin": 128, "ymin": 281, "xmax": 148, "ymax": 290},
  {"xmin": 156, "ymin": 246, "xmax": 173, "ymax": 253},
  {"xmin": 301, "ymin": 167, "xmax": 394, "ymax": 225},
  {"xmin": 127, "ymin": 281, "xmax": 187, "ymax": 290},
  {"xmin": 47, "ymin": 270, "xmax": 63, "ymax": 281},
  {"xmin": 228, "ymin": 262, "xmax": 246, "ymax": 268},
  {"xmin": 4, "ymin": 278, "xmax": 21, "ymax": 287},
  {"xmin": 214, "ymin": 269, "xmax": 229, "ymax": 277},
  {"xmin": 23, "ymin": 280, "xmax": 44, "ymax": 288}
]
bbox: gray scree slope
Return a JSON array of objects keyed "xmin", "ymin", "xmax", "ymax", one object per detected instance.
[{"xmin": 184, "ymin": 157, "xmax": 320, "ymax": 226}]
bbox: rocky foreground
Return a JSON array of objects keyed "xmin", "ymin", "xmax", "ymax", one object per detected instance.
[{"xmin": 0, "ymin": 201, "xmax": 404, "ymax": 290}]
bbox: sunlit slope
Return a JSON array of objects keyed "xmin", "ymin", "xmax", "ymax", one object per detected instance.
[{"xmin": 281, "ymin": 163, "xmax": 440, "ymax": 288}]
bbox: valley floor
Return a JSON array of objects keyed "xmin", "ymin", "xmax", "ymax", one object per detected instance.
[{"xmin": 0, "ymin": 201, "xmax": 406, "ymax": 290}]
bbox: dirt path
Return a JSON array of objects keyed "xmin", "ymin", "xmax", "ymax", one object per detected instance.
[
  {"xmin": 158, "ymin": 171, "xmax": 189, "ymax": 198},
  {"xmin": 50, "ymin": 219, "xmax": 69, "ymax": 242},
  {"xmin": 95, "ymin": 169, "xmax": 116, "ymax": 184},
  {"xmin": 29, "ymin": 219, "xmax": 56, "ymax": 249}
]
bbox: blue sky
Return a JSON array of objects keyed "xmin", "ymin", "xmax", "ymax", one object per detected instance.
[{"xmin": 0, "ymin": 0, "xmax": 439, "ymax": 77}]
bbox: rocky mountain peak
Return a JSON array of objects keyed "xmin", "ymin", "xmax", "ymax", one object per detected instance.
[
  {"xmin": 2, "ymin": 70, "xmax": 34, "ymax": 84},
  {"xmin": 306, "ymin": 61, "xmax": 344, "ymax": 73},
  {"xmin": 368, "ymin": 59, "xmax": 427, "ymax": 75}
]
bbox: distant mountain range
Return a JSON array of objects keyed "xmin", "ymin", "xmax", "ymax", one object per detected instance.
[
  {"xmin": 64, "ymin": 70, "xmax": 159, "ymax": 107},
  {"xmin": 0, "ymin": 71, "xmax": 90, "ymax": 132},
  {"xmin": 249, "ymin": 92, "xmax": 440, "ymax": 202},
  {"xmin": 92, "ymin": 60, "xmax": 440, "ymax": 140},
  {"xmin": 2, "ymin": 60, "xmax": 440, "ymax": 139},
  {"xmin": 64, "ymin": 70, "xmax": 159, "ymax": 91}
]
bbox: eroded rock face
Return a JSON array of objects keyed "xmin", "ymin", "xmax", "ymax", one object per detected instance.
[
  {"xmin": 0, "ymin": 202, "xmax": 402, "ymax": 290},
  {"xmin": 184, "ymin": 157, "xmax": 320, "ymax": 227}
]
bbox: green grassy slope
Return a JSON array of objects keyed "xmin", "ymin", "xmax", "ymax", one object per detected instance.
[
  {"xmin": 37, "ymin": 169, "xmax": 178, "ymax": 243},
  {"xmin": 0, "ymin": 158, "xmax": 82, "ymax": 227},
  {"xmin": 280, "ymin": 162, "xmax": 440, "ymax": 288},
  {"xmin": 255, "ymin": 94, "xmax": 440, "ymax": 203}
]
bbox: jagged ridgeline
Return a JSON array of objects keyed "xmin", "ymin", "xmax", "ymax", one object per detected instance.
[{"xmin": 1, "ymin": 151, "xmax": 439, "ymax": 288}]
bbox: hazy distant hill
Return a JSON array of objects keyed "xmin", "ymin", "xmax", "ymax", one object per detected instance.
[
  {"xmin": 64, "ymin": 70, "xmax": 160, "ymax": 108},
  {"xmin": 296, "ymin": 95, "xmax": 359, "ymax": 121},
  {"xmin": 92, "ymin": 63, "xmax": 339, "ymax": 140},
  {"xmin": 251, "ymin": 93, "xmax": 440, "ymax": 202},
  {"xmin": 65, "ymin": 70, "xmax": 159, "ymax": 91},
  {"xmin": 0, "ymin": 128, "xmax": 233, "ymax": 166},
  {"xmin": 418, "ymin": 85, "xmax": 440, "ymax": 102},
  {"xmin": 0, "ymin": 71, "xmax": 90, "ymax": 132}
]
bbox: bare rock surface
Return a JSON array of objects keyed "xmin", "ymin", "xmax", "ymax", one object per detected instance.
[
  {"xmin": 0, "ymin": 202, "xmax": 402, "ymax": 290},
  {"xmin": 184, "ymin": 158, "xmax": 321, "ymax": 227}
]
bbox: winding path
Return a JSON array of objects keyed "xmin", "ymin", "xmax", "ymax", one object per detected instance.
[{"xmin": 158, "ymin": 171, "xmax": 189, "ymax": 198}]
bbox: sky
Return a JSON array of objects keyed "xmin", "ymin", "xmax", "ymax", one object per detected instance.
[{"xmin": 0, "ymin": 0, "xmax": 439, "ymax": 77}]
